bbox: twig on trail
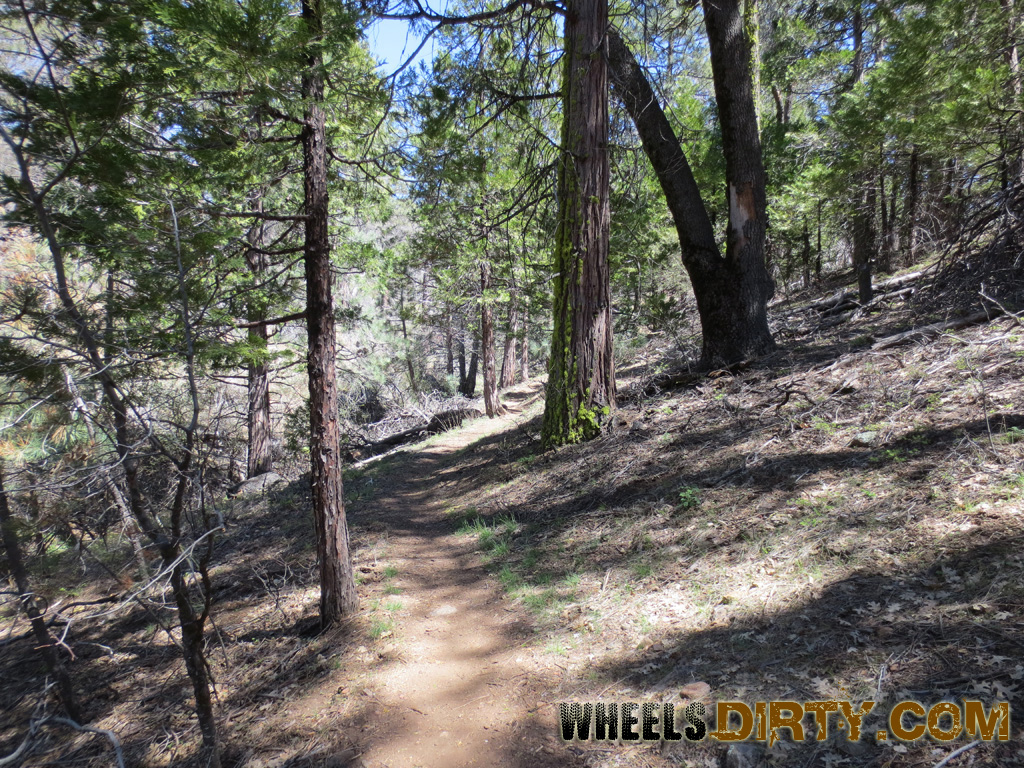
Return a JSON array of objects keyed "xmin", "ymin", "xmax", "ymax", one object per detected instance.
[
  {"xmin": 0, "ymin": 716, "xmax": 127, "ymax": 768},
  {"xmin": 455, "ymin": 692, "xmax": 495, "ymax": 710},
  {"xmin": 930, "ymin": 740, "xmax": 981, "ymax": 768},
  {"xmin": 972, "ymin": 620, "xmax": 1024, "ymax": 651},
  {"xmin": 979, "ymin": 286, "xmax": 1023, "ymax": 326},
  {"xmin": 875, "ymin": 654, "xmax": 893, "ymax": 701},
  {"xmin": 596, "ymin": 676, "xmax": 627, "ymax": 698}
]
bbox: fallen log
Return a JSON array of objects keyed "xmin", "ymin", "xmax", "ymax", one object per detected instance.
[
  {"xmin": 801, "ymin": 270, "xmax": 927, "ymax": 316},
  {"xmin": 642, "ymin": 360, "xmax": 754, "ymax": 396},
  {"xmin": 345, "ymin": 408, "xmax": 483, "ymax": 461},
  {"xmin": 871, "ymin": 309, "xmax": 1003, "ymax": 351}
]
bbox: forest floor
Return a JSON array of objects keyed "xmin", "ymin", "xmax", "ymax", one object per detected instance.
[{"xmin": 3, "ymin": 269, "xmax": 1024, "ymax": 768}]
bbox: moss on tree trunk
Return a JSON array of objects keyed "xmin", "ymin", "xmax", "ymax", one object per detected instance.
[{"xmin": 541, "ymin": 0, "xmax": 615, "ymax": 448}]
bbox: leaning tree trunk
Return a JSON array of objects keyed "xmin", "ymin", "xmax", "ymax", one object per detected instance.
[
  {"xmin": 608, "ymin": 27, "xmax": 774, "ymax": 369},
  {"xmin": 0, "ymin": 463, "xmax": 81, "ymax": 721},
  {"xmin": 245, "ymin": 195, "xmax": 273, "ymax": 478},
  {"xmin": 541, "ymin": 0, "xmax": 615, "ymax": 447},
  {"xmin": 301, "ymin": 0, "xmax": 357, "ymax": 625},
  {"xmin": 481, "ymin": 262, "xmax": 506, "ymax": 417}
]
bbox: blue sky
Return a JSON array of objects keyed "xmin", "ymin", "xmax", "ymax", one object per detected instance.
[{"xmin": 366, "ymin": 17, "xmax": 438, "ymax": 74}]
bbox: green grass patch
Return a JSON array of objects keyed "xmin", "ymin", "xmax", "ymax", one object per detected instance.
[{"xmin": 369, "ymin": 617, "xmax": 395, "ymax": 639}]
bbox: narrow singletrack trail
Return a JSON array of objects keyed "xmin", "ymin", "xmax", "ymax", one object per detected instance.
[{"xmin": 346, "ymin": 382, "xmax": 582, "ymax": 768}]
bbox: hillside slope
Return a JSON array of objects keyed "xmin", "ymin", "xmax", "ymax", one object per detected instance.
[{"xmin": 2, "ymin": 277, "xmax": 1022, "ymax": 768}]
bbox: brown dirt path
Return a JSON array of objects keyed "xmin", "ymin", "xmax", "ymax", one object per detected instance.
[{"xmin": 347, "ymin": 381, "xmax": 583, "ymax": 768}]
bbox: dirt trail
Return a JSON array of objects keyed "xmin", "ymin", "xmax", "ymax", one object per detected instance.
[{"xmin": 349, "ymin": 382, "xmax": 579, "ymax": 768}]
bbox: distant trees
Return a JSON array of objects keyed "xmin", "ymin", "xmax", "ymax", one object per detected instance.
[{"xmin": 404, "ymin": 9, "xmax": 559, "ymax": 414}]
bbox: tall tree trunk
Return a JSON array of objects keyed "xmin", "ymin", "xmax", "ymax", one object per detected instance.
[
  {"xmin": 301, "ymin": 0, "xmax": 357, "ymax": 625},
  {"xmin": 849, "ymin": 3, "xmax": 873, "ymax": 302},
  {"xmin": 801, "ymin": 219, "xmax": 812, "ymax": 289},
  {"xmin": 542, "ymin": 0, "xmax": 616, "ymax": 447},
  {"xmin": 1003, "ymin": 0, "xmax": 1024, "ymax": 196},
  {"xmin": 816, "ymin": 198, "xmax": 823, "ymax": 279},
  {"xmin": 499, "ymin": 303, "xmax": 518, "ymax": 389},
  {"xmin": 852, "ymin": 6, "xmax": 865, "ymax": 85},
  {"xmin": 246, "ymin": 328, "xmax": 272, "ymax": 477},
  {"xmin": 245, "ymin": 194, "xmax": 272, "ymax": 478},
  {"xmin": 399, "ymin": 285, "xmax": 418, "ymax": 395},
  {"xmin": 905, "ymin": 144, "xmax": 919, "ymax": 265},
  {"xmin": 464, "ymin": 343, "xmax": 478, "ymax": 397},
  {"xmin": 744, "ymin": 0, "xmax": 761, "ymax": 129},
  {"xmin": 457, "ymin": 336, "xmax": 467, "ymax": 389},
  {"xmin": 608, "ymin": 27, "xmax": 774, "ymax": 368},
  {"xmin": 852, "ymin": 177, "xmax": 875, "ymax": 303},
  {"xmin": 480, "ymin": 263, "xmax": 506, "ymax": 417},
  {"xmin": 519, "ymin": 321, "xmax": 529, "ymax": 380},
  {"xmin": 445, "ymin": 309, "xmax": 455, "ymax": 376},
  {"xmin": 0, "ymin": 463, "xmax": 81, "ymax": 721},
  {"xmin": 878, "ymin": 151, "xmax": 891, "ymax": 274},
  {"xmin": 703, "ymin": 0, "xmax": 774, "ymax": 334}
]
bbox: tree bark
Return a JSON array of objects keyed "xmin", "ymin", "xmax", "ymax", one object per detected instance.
[
  {"xmin": 445, "ymin": 310, "xmax": 455, "ymax": 376},
  {"xmin": 0, "ymin": 463, "xmax": 81, "ymax": 721},
  {"xmin": 1002, "ymin": 0, "xmax": 1024, "ymax": 195},
  {"xmin": 399, "ymin": 285, "xmax": 418, "ymax": 395},
  {"xmin": 878, "ymin": 150, "xmax": 891, "ymax": 274},
  {"xmin": 848, "ymin": 3, "xmax": 873, "ymax": 302},
  {"xmin": 801, "ymin": 219, "xmax": 812, "ymax": 289},
  {"xmin": 480, "ymin": 262, "xmax": 506, "ymax": 417},
  {"xmin": 301, "ymin": 0, "xmax": 357, "ymax": 625},
  {"xmin": 607, "ymin": 27, "xmax": 775, "ymax": 368},
  {"xmin": 457, "ymin": 336, "xmax": 467, "ymax": 386},
  {"xmin": 519, "ymin": 318, "xmax": 529, "ymax": 380},
  {"xmin": 499, "ymin": 303, "xmax": 518, "ymax": 389},
  {"xmin": 816, "ymin": 198, "xmax": 823, "ymax": 279},
  {"xmin": 906, "ymin": 144, "xmax": 919, "ymax": 265},
  {"xmin": 245, "ymin": 195, "xmax": 273, "ymax": 478},
  {"xmin": 852, "ymin": 177, "xmax": 875, "ymax": 303},
  {"xmin": 852, "ymin": 6, "xmax": 865, "ymax": 85},
  {"xmin": 465, "ymin": 343, "xmax": 478, "ymax": 396},
  {"xmin": 541, "ymin": 0, "xmax": 616, "ymax": 447}
]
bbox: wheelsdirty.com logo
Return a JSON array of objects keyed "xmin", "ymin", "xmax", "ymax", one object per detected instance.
[{"xmin": 558, "ymin": 699, "xmax": 1011, "ymax": 746}]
